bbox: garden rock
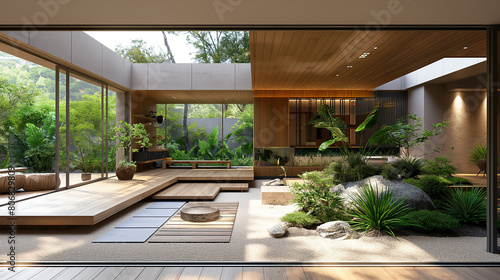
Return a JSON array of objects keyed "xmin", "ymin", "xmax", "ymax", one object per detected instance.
[
  {"xmin": 316, "ymin": 221, "xmax": 359, "ymax": 240},
  {"xmin": 267, "ymin": 222, "xmax": 289, "ymax": 238},
  {"xmin": 332, "ymin": 175, "xmax": 436, "ymax": 210},
  {"xmin": 262, "ymin": 178, "xmax": 284, "ymax": 186}
]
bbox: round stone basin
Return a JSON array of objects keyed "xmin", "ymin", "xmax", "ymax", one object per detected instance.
[{"xmin": 180, "ymin": 206, "xmax": 220, "ymax": 222}]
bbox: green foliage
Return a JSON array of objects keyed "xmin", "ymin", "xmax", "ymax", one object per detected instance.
[
  {"xmin": 445, "ymin": 187, "xmax": 487, "ymax": 224},
  {"xmin": 281, "ymin": 211, "xmax": 319, "ymax": 228},
  {"xmin": 309, "ymin": 104, "xmax": 348, "ymax": 151},
  {"xmin": 12, "ymin": 113, "xmax": 56, "ymax": 172},
  {"xmin": 289, "ymin": 171, "xmax": 345, "ymax": 223},
  {"xmin": 368, "ymin": 113, "xmax": 448, "ymax": 157},
  {"xmin": 198, "ymin": 126, "xmax": 220, "ymax": 159},
  {"xmin": 448, "ymin": 176, "xmax": 473, "ymax": 186},
  {"xmin": 423, "ymin": 156, "xmax": 457, "ymax": 178},
  {"xmin": 411, "ymin": 175, "xmax": 451, "ymax": 206},
  {"xmin": 392, "ymin": 155, "xmax": 424, "ymax": 179},
  {"xmin": 403, "ymin": 178, "xmax": 421, "ymax": 188},
  {"xmin": 70, "ymin": 131, "xmax": 100, "ymax": 173},
  {"xmin": 112, "ymin": 121, "xmax": 152, "ymax": 166},
  {"xmin": 347, "ymin": 184, "xmax": 414, "ymax": 237},
  {"xmin": 468, "ymin": 144, "xmax": 487, "ymax": 165},
  {"xmin": 180, "ymin": 31, "xmax": 250, "ymax": 63},
  {"xmin": 230, "ymin": 155, "xmax": 253, "ymax": 166},
  {"xmin": 381, "ymin": 164, "xmax": 399, "ymax": 180},
  {"xmin": 405, "ymin": 210, "xmax": 460, "ymax": 233},
  {"xmin": 115, "ymin": 39, "xmax": 170, "ymax": 63},
  {"xmin": 326, "ymin": 153, "xmax": 380, "ymax": 184}
]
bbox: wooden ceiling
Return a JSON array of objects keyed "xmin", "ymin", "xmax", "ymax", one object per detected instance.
[
  {"xmin": 134, "ymin": 90, "xmax": 254, "ymax": 104},
  {"xmin": 250, "ymin": 30, "xmax": 486, "ymax": 90}
]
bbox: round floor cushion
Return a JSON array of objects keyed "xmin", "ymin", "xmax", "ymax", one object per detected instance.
[
  {"xmin": 0, "ymin": 174, "xmax": 25, "ymax": 193},
  {"xmin": 24, "ymin": 173, "xmax": 60, "ymax": 191}
]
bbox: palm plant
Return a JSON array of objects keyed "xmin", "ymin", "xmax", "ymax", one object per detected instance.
[
  {"xmin": 445, "ymin": 187, "xmax": 486, "ymax": 224},
  {"xmin": 468, "ymin": 144, "xmax": 487, "ymax": 165},
  {"xmin": 348, "ymin": 183, "xmax": 413, "ymax": 237},
  {"xmin": 392, "ymin": 154, "xmax": 424, "ymax": 179}
]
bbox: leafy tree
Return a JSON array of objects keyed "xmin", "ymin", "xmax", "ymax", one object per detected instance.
[
  {"xmin": 115, "ymin": 39, "xmax": 171, "ymax": 63},
  {"xmin": 368, "ymin": 113, "xmax": 448, "ymax": 157}
]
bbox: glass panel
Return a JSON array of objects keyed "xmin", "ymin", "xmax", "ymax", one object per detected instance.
[
  {"xmin": 0, "ymin": 50, "xmax": 57, "ymax": 184},
  {"xmin": 107, "ymin": 89, "xmax": 117, "ymax": 174},
  {"xmin": 68, "ymin": 74, "xmax": 103, "ymax": 185},
  {"xmin": 226, "ymin": 104, "xmax": 253, "ymax": 166},
  {"xmin": 58, "ymin": 70, "xmax": 68, "ymax": 188}
]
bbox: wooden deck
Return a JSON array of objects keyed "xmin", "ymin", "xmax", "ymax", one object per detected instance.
[
  {"xmin": 0, "ymin": 168, "xmax": 253, "ymax": 226},
  {"xmin": 149, "ymin": 202, "xmax": 238, "ymax": 243},
  {"xmin": 152, "ymin": 183, "xmax": 248, "ymax": 200},
  {"xmin": 2, "ymin": 265, "xmax": 500, "ymax": 280}
]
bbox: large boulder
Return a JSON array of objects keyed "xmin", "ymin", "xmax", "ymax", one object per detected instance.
[
  {"xmin": 332, "ymin": 175, "xmax": 436, "ymax": 210},
  {"xmin": 316, "ymin": 221, "xmax": 360, "ymax": 240}
]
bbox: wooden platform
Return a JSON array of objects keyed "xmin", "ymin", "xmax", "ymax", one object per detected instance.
[
  {"xmin": 152, "ymin": 183, "xmax": 248, "ymax": 200},
  {"xmin": 0, "ymin": 168, "xmax": 253, "ymax": 225},
  {"xmin": 148, "ymin": 202, "xmax": 238, "ymax": 243}
]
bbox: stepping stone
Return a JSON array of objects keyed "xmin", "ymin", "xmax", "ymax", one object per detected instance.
[
  {"xmin": 93, "ymin": 228, "xmax": 158, "ymax": 243},
  {"xmin": 147, "ymin": 201, "xmax": 186, "ymax": 209},
  {"xmin": 116, "ymin": 217, "xmax": 169, "ymax": 228},
  {"xmin": 134, "ymin": 208, "xmax": 178, "ymax": 217}
]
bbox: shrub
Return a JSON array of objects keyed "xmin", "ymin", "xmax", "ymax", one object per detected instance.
[
  {"xmin": 403, "ymin": 178, "xmax": 421, "ymax": 188},
  {"xmin": 445, "ymin": 187, "xmax": 486, "ymax": 224},
  {"xmin": 281, "ymin": 211, "xmax": 319, "ymax": 228},
  {"xmin": 468, "ymin": 144, "xmax": 487, "ymax": 166},
  {"xmin": 423, "ymin": 156, "xmax": 457, "ymax": 178},
  {"xmin": 326, "ymin": 153, "xmax": 380, "ymax": 184},
  {"xmin": 416, "ymin": 175, "xmax": 451, "ymax": 202},
  {"xmin": 392, "ymin": 155, "xmax": 424, "ymax": 179},
  {"xmin": 406, "ymin": 210, "xmax": 460, "ymax": 233},
  {"xmin": 447, "ymin": 176, "xmax": 473, "ymax": 186},
  {"xmin": 347, "ymin": 184, "xmax": 413, "ymax": 237},
  {"xmin": 381, "ymin": 164, "xmax": 399, "ymax": 180},
  {"xmin": 289, "ymin": 171, "xmax": 344, "ymax": 222}
]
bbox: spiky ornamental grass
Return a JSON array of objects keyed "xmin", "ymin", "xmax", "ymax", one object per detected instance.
[
  {"xmin": 348, "ymin": 184, "xmax": 414, "ymax": 237},
  {"xmin": 445, "ymin": 187, "xmax": 486, "ymax": 224}
]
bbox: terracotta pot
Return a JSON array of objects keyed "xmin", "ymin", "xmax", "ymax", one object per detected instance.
[
  {"xmin": 477, "ymin": 159, "xmax": 487, "ymax": 171},
  {"xmin": 116, "ymin": 165, "xmax": 136, "ymax": 180},
  {"xmin": 81, "ymin": 173, "xmax": 92, "ymax": 181}
]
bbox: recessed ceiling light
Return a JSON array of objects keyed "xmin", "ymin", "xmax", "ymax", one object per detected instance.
[
  {"xmin": 358, "ymin": 52, "xmax": 370, "ymax": 59},
  {"xmin": 336, "ymin": 74, "xmax": 340, "ymax": 77},
  {"xmin": 347, "ymin": 65, "xmax": 353, "ymax": 68},
  {"xmin": 463, "ymin": 46, "xmax": 468, "ymax": 50},
  {"xmin": 172, "ymin": 96, "xmax": 177, "ymax": 99},
  {"xmin": 373, "ymin": 47, "xmax": 378, "ymax": 50}
]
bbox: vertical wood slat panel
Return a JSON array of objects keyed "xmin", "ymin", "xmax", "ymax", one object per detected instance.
[{"xmin": 254, "ymin": 97, "xmax": 289, "ymax": 148}]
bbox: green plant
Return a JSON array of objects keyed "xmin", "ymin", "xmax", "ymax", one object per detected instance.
[
  {"xmin": 281, "ymin": 211, "xmax": 319, "ymax": 228},
  {"xmin": 405, "ymin": 210, "xmax": 460, "ymax": 233},
  {"xmin": 347, "ymin": 184, "xmax": 414, "ymax": 237},
  {"xmin": 289, "ymin": 171, "xmax": 344, "ymax": 222},
  {"xmin": 415, "ymin": 175, "xmax": 451, "ymax": 204},
  {"xmin": 70, "ymin": 146, "xmax": 99, "ymax": 173},
  {"xmin": 468, "ymin": 144, "xmax": 487, "ymax": 165},
  {"xmin": 381, "ymin": 164, "xmax": 399, "ymax": 180},
  {"xmin": 280, "ymin": 166, "xmax": 287, "ymax": 178},
  {"xmin": 448, "ymin": 176, "xmax": 473, "ymax": 186},
  {"xmin": 423, "ymin": 156, "xmax": 457, "ymax": 178},
  {"xmin": 403, "ymin": 178, "xmax": 421, "ymax": 188},
  {"xmin": 444, "ymin": 187, "xmax": 486, "ymax": 224},
  {"xmin": 326, "ymin": 153, "xmax": 380, "ymax": 184},
  {"xmin": 368, "ymin": 113, "xmax": 448, "ymax": 157},
  {"xmin": 392, "ymin": 155, "xmax": 424, "ymax": 179},
  {"xmin": 112, "ymin": 120, "xmax": 152, "ymax": 167}
]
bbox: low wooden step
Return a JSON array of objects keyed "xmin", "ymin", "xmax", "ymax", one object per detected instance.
[
  {"xmin": 219, "ymin": 183, "xmax": 248, "ymax": 191},
  {"xmin": 152, "ymin": 183, "xmax": 221, "ymax": 200}
]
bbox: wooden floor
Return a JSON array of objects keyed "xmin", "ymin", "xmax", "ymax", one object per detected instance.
[
  {"xmin": 0, "ymin": 168, "xmax": 253, "ymax": 226},
  {"xmin": 149, "ymin": 202, "xmax": 238, "ymax": 243},
  {"xmin": 2, "ymin": 265, "xmax": 500, "ymax": 280},
  {"xmin": 152, "ymin": 183, "xmax": 248, "ymax": 200}
]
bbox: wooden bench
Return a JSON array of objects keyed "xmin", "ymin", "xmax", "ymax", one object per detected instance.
[{"xmin": 162, "ymin": 160, "xmax": 231, "ymax": 169}]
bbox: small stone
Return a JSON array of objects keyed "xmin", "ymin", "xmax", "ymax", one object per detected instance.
[
  {"xmin": 316, "ymin": 221, "xmax": 355, "ymax": 240},
  {"xmin": 267, "ymin": 222, "xmax": 289, "ymax": 238}
]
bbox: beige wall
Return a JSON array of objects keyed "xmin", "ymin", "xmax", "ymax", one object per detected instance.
[{"xmin": 408, "ymin": 84, "xmax": 486, "ymax": 173}]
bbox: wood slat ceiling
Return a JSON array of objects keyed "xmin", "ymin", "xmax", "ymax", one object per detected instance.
[
  {"xmin": 250, "ymin": 30, "xmax": 486, "ymax": 90},
  {"xmin": 134, "ymin": 90, "xmax": 254, "ymax": 104}
]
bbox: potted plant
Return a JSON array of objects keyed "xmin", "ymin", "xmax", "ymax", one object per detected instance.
[
  {"xmin": 469, "ymin": 144, "xmax": 487, "ymax": 176},
  {"xmin": 70, "ymin": 145, "xmax": 98, "ymax": 181},
  {"xmin": 112, "ymin": 120, "xmax": 152, "ymax": 180}
]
